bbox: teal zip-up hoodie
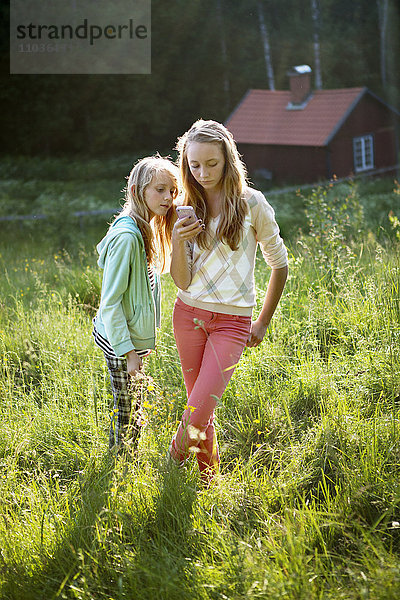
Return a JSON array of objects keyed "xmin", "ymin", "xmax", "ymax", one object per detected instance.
[{"xmin": 94, "ymin": 216, "xmax": 161, "ymax": 357}]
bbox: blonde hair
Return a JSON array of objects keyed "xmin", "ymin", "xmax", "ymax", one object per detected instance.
[
  {"xmin": 176, "ymin": 119, "xmax": 248, "ymax": 250},
  {"xmin": 116, "ymin": 156, "xmax": 179, "ymax": 273}
]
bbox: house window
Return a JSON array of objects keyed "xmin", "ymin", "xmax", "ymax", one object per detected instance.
[{"xmin": 353, "ymin": 135, "xmax": 374, "ymax": 172}]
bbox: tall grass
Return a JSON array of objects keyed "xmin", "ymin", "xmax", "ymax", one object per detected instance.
[{"xmin": 0, "ymin": 177, "xmax": 399, "ymax": 599}]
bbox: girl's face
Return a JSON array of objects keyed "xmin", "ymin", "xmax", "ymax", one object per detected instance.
[
  {"xmin": 186, "ymin": 141, "xmax": 225, "ymax": 194},
  {"xmin": 140, "ymin": 172, "xmax": 177, "ymax": 219}
]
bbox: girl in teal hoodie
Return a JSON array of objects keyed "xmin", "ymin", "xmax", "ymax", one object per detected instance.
[{"xmin": 93, "ymin": 156, "xmax": 197, "ymax": 452}]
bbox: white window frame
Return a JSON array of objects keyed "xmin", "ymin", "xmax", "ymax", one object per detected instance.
[{"xmin": 353, "ymin": 134, "xmax": 374, "ymax": 172}]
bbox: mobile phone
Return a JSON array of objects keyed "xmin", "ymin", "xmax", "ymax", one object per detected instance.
[{"xmin": 176, "ymin": 205, "xmax": 198, "ymax": 225}]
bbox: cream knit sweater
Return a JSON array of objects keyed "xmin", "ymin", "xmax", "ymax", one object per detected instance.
[{"xmin": 178, "ymin": 188, "xmax": 288, "ymax": 316}]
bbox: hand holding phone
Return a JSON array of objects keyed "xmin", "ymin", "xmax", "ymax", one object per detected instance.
[{"xmin": 176, "ymin": 205, "xmax": 198, "ymax": 225}]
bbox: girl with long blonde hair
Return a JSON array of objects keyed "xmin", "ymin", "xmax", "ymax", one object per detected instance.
[
  {"xmin": 168, "ymin": 120, "xmax": 288, "ymax": 485},
  {"xmin": 93, "ymin": 156, "xmax": 178, "ymax": 452}
]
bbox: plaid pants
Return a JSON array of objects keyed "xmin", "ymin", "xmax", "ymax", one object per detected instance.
[{"xmin": 105, "ymin": 355, "xmax": 143, "ymax": 450}]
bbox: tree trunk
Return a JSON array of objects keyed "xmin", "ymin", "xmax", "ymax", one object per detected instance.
[
  {"xmin": 257, "ymin": 2, "xmax": 275, "ymax": 91},
  {"xmin": 311, "ymin": 0, "xmax": 323, "ymax": 89},
  {"xmin": 216, "ymin": 0, "xmax": 230, "ymax": 112},
  {"xmin": 377, "ymin": 0, "xmax": 389, "ymax": 89}
]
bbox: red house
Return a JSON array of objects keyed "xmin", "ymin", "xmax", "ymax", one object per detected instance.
[{"xmin": 225, "ymin": 66, "xmax": 399, "ymax": 184}]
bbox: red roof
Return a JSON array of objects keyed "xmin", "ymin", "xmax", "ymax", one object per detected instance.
[{"xmin": 226, "ymin": 87, "xmax": 366, "ymax": 147}]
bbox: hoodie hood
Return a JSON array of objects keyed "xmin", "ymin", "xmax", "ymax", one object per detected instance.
[{"xmin": 96, "ymin": 216, "xmax": 143, "ymax": 268}]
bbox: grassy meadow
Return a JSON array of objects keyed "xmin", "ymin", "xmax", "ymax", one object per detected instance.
[{"xmin": 1, "ymin": 159, "xmax": 400, "ymax": 599}]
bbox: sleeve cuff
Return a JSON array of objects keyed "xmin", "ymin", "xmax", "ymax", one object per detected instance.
[{"xmin": 113, "ymin": 339, "xmax": 135, "ymax": 357}]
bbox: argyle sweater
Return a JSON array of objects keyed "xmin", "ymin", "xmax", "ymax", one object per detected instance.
[{"xmin": 177, "ymin": 189, "xmax": 288, "ymax": 316}]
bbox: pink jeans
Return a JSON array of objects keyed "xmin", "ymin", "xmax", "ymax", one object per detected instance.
[{"xmin": 170, "ymin": 298, "xmax": 251, "ymax": 481}]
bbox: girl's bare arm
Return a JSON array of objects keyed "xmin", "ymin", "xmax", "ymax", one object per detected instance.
[
  {"xmin": 170, "ymin": 217, "xmax": 202, "ymax": 290},
  {"xmin": 247, "ymin": 265, "xmax": 288, "ymax": 347}
]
